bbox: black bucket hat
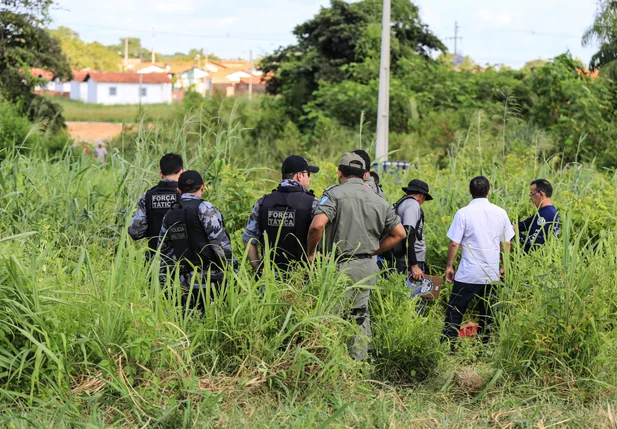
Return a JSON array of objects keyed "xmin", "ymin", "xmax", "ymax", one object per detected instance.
[{"xmin": 402, "ymin": 179, "xmax": 433, "ymax": 201}]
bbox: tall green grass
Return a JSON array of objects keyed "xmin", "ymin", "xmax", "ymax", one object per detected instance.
[{"xmin": 0, "ymin": 109, "xmax": 616, "ymax": 426}]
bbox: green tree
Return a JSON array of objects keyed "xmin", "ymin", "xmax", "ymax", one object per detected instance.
[
  {"xmin": 0, "ymin": 0, "xmax": 70, "ymax": 130},
  {"xmin": 51, "ymin": 27, "xmax": 120, "ymax": 71},
  {"xmin": 583, "ymin": 0, "xmax": 617, "ymax": 78},
  {"xmin": 260, "ymin": 0, "xmax": 445, "ymax": 123},
  {"xmin": 528, "ymin": 53, "xmax": 617, "ymax": 165},
  {"xmin": 107, "ymin": 37, "xmax": 150, "ymax": 60}
]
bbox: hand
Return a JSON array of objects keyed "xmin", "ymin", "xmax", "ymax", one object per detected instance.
[
  {"xmin": 308, "ymin": 254, "xmax": 315, "ymax": 264},
  {"xmin": 499, "ymin": 266, "xmax": 505, "ymax": 277},
  {"xmin": 410, "ymin": 265, "xmax": 424, "ymax": 281},
  {"xmin": 445, "ymin": 265, "xmax": 455, "ymax": 283}
]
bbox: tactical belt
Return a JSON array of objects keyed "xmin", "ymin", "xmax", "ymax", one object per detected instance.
[{"xmin": 341, "ymin": 253, "xmax": 374, "ymax": 260}]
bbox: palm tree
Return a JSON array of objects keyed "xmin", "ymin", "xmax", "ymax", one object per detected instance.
[{"xmin": 583, "ymin": 1, "xmax": 617, "ymax": 78}]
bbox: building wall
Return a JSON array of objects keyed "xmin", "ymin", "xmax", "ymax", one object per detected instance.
[
  {"xmin": 88, "ymin": 81, "xmax": 172, "ymax": 105},
  {"xmin": 70, "ymin": 81, "xmax": 88, "ymax": 102}
]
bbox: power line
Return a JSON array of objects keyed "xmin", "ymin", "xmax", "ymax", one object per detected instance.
[
  {"xmin": 56, "ymin": 22, "xmax": 289, "ymax": 43},
  {"xmin": 459, "ymin": 26, "xmax": 582, "ymax": 40}
]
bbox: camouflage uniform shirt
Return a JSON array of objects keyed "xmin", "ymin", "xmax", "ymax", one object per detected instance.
[{"xmin": 158, "ymin": 193, "xmax": 233, "ymax": 287}]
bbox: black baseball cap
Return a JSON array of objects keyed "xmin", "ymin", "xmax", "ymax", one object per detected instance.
[
  {"xmin": 281, "ymin": 155, "xmax": 319, "ymax": 175},
  {"xmin": 402, "ymin": 179, "xmax": 433, "ymax": 200},
  {"xmin": 178, "ymin": 170, "xmax": 204, "ymax": 193}
]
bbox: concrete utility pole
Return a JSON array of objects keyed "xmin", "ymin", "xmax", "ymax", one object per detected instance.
[
  {"xmin": 151, "ymin": 27, "xmax": 156, "ymax": 64},
  {"xmin": 375, "ymin": 0, "xmax": 391, "ymax": 164},
  {"xmin": 124, "ymin": 37, "xmax": 128, "ymax": 71},
  {"xmin": 248, "ymin": 49, "xmax": 253, "ymax": 100},
  {"xmin": 139, "ymin": 39, "xmax": 143, "ymax": 107}
]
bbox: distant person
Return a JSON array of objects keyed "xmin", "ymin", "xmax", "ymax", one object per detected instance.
[
  {"xmin": 128, "ymin": 153, "xmax": 184, "ymax": 259},
  {"xmin": 94, "ymin": 141, "xmax": 107, "ymax": 163},
  {"xmin": 516, "ymin": 179, "xmax": 560, "ymax": 252},
  {"xmin": 443, "ymin": 176, "xmax": 514, "ymax": 346},
  {"xmin": 242, "ymin": 155, "xmax": 319, "ymax": 272},
  {"xmin": 352, "ymin": 149, "xmax": 385, "ymax": 199},
  {"xmin": 158, "ymin": 170, "xmax": 233, "ymax": 311},
  {"xmin": 307, "ymin": 152, "xmax": 405, "ymax": 361}
]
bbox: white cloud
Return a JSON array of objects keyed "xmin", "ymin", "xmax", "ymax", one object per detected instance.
[{"xmin": 475, "ymin": 8, "xmax": 513, "ymax": 27}]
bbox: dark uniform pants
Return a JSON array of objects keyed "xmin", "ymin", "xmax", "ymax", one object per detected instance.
[
  {"xmin": 338, "ymin": 258, "xmax": 379, "ymax": 361},
  {"xmin": 443, "ymin": 281, "xmax": 495, "ymax": 343}
]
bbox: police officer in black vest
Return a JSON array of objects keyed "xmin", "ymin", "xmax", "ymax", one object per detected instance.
[
  {"xmin": 242, "ymin": 155, "xmax": 319, "ymax": 272},
  {"xmin": 158, "ymin": 170, "xmax": 233, "ymax": 310},
  {"xmin": 129, "ymin": 153, "xmax": 184, "ymax": 258}
]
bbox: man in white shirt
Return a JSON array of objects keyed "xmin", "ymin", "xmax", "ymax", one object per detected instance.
[
  {"xmin": 443, "ymin": 176, "xmax": 514, "ymax": 345},
  {"xmin": 94, "ymin": 141, "xmax": 107, "ymax": 163}
]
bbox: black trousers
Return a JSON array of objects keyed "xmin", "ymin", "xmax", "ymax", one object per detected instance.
[{"xmin": 443, "ymin": 281, "xmax": 495, "ymax": 342}]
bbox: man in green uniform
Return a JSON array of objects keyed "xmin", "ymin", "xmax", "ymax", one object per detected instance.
[
  {"xmin": 352, "ymin": 149, "xmax": 386, "ymax": 199},
  {"xmin": 307, "ymin": 152, "xmax": 406, "ymax": 360}
]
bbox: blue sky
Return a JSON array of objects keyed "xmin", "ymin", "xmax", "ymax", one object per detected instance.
[{"xmin": 51, "ymin": 0, "xmax": 599, "ymax": 69}]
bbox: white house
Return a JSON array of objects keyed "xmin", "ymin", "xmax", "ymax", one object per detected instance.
[
  {"xmin": 69, "ymin": 71, "xmax": 89, "ymax": 102},
  {"xmin": 84, "ymin": 72, "xmax": 172, "ymax": 105},
  {"xmin": 177, "ymin": 67, "xmax": 211, "ymax": 95},
  {"xmin": 137, "ymin": 64, "xmax": 169, "ymax": 74}
]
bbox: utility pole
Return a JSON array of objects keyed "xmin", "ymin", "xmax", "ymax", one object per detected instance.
[
  {"xmin": 248, "ymin": 49, "xmax": 253, "ymax": 100},
  {"xmin": 124, "ymin": 37, "xmax": 128, "ymax": 71},
  {"xmin": 139, "ymin": 39, "xmax": 143, "ymax": 108},
  {"xmin": 151, "ymin": 27, "xmax": 156, "ymax": 64},
  {"xmin": 375, "ymin": 0, "xmax": 391, "ymax": 164},
  {"xmin": 446, "ymin": 21, "xmax": 463, "ymax": 55}
]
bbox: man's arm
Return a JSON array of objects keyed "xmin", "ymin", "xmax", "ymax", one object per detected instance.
[
  {"xmin": 201, "ymin": 203, "xmax": 233, "ymax": 269},
  {"xmin": 307, "ymin": 213, "xmax": 329, "ymax": 262},
  {"xmin": 242, "ymin": 198, "xmax": 264, "ymax": 270},
  {"xmin": 246, "ymin": 242, "xmax": 261, "ymax": 270},
  {"xmin": 128, "ymin": 193, "xmax": 148, "ymax": 240},
  {"xmin": 518, "ymin": 215, "xmax": 534, "ymax": 233},
  {"xmin": 404, "ymin": 227, "xmax": 424, "ymax": 280},
  {"xmin": 374, "ymin": 224, "xmax": 406, "ymax": 255},
  {"xmin": 445, "ymin": 241, "xmax": 460, "ymax": 283}
]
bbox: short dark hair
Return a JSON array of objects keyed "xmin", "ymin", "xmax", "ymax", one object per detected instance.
[
  {"xmin": 160, "ymin": 153, "xmax": 183, "ymax": 176},
  {"xmin": 531, "ymin": 179, "xmax": 553, "ymax": 197},
  {"xmin": 470, "ymin": 176, "xmax": 490, "ymax": 198},
  {"xmin": 352, "ymin": 149, "xmax": 371, "ymax": 172},
  {"xmin": 283, "ymin": 172, "xmax": 296, "ymax": 180},
  {"xmin": 369, "ymin": 171, "xmax": 380, "ymax": 184},
  {"xmin": 339, "ymin": 165, "xmax": 365, "ymax": 179}
]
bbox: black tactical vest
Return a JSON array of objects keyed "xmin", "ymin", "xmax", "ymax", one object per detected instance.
[
  {"xmin": 258, "ymin": 186, "xmax": 315, "ymax": 269},
  {"xmin": 145, "ymin": 181, "xmax": 180, "ymax": 252},
  {"xmin": 163, "ymin": 198, "xmax": 213, "ymax": 270}
]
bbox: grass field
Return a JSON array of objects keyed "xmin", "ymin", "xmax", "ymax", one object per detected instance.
[
  {"xmin": 1, "ymin": 115, "xmax": 617, "ymax": 427},
  {"xmin": 51, "ymin": 97, "xmax": 180, "ymax": 123}
]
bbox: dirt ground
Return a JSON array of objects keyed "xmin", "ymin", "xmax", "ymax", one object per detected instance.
[{"xmin": 66, "ymin": 122, "xmax": 125, "ymax": 144}]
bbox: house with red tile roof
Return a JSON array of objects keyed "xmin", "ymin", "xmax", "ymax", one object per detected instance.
[{"xmin": 84, "ymin": 72, "xmax": 172, "ymax": 104}]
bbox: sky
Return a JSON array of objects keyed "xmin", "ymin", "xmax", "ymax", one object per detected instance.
[{"xmin": 50, "ymin": 0, "xmax": 600, "ymax": 69}]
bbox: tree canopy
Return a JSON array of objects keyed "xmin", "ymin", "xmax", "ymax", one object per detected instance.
[
  {"xmin": 51, "ymin": 27, "xmax": 120, "ymax": 71},
  {"xmin": 260, "ymin": 0, "xmax": 445, "ymax": 123},
  {"xmin": 0, "ymin": 0, "xmax": 70, "ymax": 130},
  {"xmin": 583, "ymin": 0, "xmax": 617, "ymax": 78}
]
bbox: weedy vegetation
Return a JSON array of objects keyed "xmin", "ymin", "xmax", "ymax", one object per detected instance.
[{"xmin": 1, "ymin": 101, "xmax": 617, "ymax": 428}]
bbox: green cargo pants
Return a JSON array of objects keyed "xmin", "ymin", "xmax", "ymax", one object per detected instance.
[{"xmin": 338, "ymin": 257, "xmax": 379, "ymax": 361}]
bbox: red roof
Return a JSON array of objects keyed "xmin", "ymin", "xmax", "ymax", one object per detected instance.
[
  {"xmin": 85, "ymin": 72, "xmax": 171, "ymax": 84},
  {"xmin": 30, "ymin": 68, "xmax": 54, "ymax": 80},
  {"xmin": 239, "ymin": 75, "xmax": 266, "ymax": 85},
  {"xmin": 71, "ymin": 71, "xmax": 89, "ymax": 82}
]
